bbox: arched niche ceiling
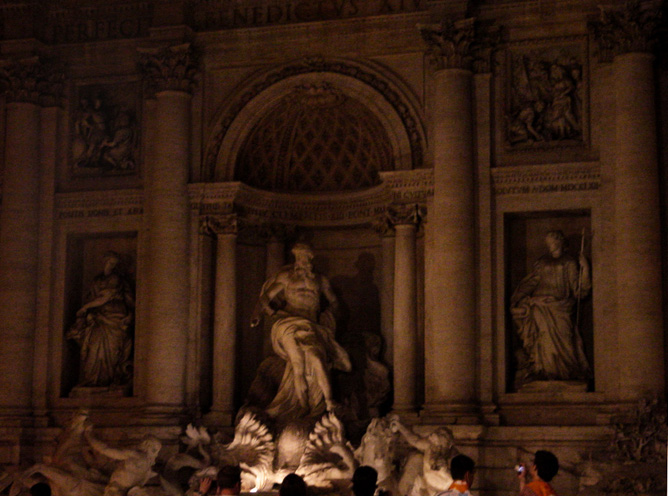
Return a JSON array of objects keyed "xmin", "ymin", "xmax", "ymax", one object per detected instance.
[{"xmin": 234, "ymin": 83, "xmax": 393, "ymax": 193}]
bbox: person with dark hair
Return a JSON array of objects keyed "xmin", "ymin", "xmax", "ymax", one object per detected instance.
[
  {"xmin": 435, "ymin": 454, "xmax": 475, "ymax": 496},
  {"xmin": 517, "ymin": 450, "xmax": 559, "ymax": 496},
  {"xmin": 194, "ymin": 465, "xmax": 241, "ymax": 495},
  {"xmin": 29, "ymin": 482, "xmax": 51, "ymax": 496},
  {"xmin": 279, "ymin": 473, "xmax": 307, "ymax": 496},
  {"xmin": 352, "ymin": 466, "xmax": 378, "ymax": 496}
]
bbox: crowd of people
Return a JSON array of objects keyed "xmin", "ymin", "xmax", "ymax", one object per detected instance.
[{"xmin": 178, "ymin": 449, "xmax": 560, "ymax": 496}]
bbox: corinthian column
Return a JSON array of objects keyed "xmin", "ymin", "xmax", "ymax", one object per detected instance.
[
  {"xmin": 389, "ymin": 205, "xmax": 420, "ymax": 413},
  {"xmin": 0, "ymin": 58, "xmax": 62, "ymax": 418},
  {"xmin": 592, "ymin": 4, "xmax": 665, "ymax": 399},
  {"xmin": 140, "ymin": 45, "xmax": 197, "ymax": 419},
  {"xmin": 0, "ymin": 59, "xmax": 42, "ymax": 416},
  {"xmin": 202, "ymin": 215, "xmax": 238, "ymax": 425},
  {"xmin": 420, "ymin": 18, "xmax": 478, "ymax": 421}
]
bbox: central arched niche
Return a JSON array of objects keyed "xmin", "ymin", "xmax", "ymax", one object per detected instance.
[{"xmin": 234, "ymin": 83, "xmax": 394, "ymax": 192}]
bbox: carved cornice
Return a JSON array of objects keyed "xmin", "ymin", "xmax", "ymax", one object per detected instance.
[
  {"xmin": 491, "ymin": 162, "xmax": 600, "ymax": 196},
  {"xmin": 138, "ymin": 43, "xmax": 198, "ymax": 95},
  {"xmin": 590, "ymin": 1, "xmax": 663, "ymax": 61},
  {"xmin": 56, "ymin": 189, "xmax": 144, "ymax": 220},
  {"xmin": 0, "ymin": 56, "xmax": 65, "ymax": 106},
  {"xmin": 189, "ymin": 169, "xmax": 432, "ymax": 228},
  {"xmin": 200, "ymin": 214, "xmax": 237, "ymax": 236},
  {"xmin": 419, "ymin": 18, "xmax": 501, "ymax": 73}
]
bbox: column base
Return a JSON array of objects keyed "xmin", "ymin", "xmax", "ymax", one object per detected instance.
[
  {"xmin": 203, "ymin": 410, "xmax": 236, "ymax": 427},
  {"xmin": 421, "ymin": 402, "xmax": 482, "ymax": 424},
  {"xmin": 140, "ymin": 404, "xmax": 189, "ymax": 425}
]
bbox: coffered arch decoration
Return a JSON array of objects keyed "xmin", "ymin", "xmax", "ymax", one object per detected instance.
[{"xmin": 203, "ymin": 57, "xmax": 426, "ymax": 184}]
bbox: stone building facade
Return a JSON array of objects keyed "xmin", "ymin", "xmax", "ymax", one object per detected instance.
[{"xmin": 0, "ymin": 1, "xmax": 665, "ymax": 495}]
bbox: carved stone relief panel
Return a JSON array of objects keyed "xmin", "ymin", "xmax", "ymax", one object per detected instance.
[
  {"xmin": 504, "ymin": 211, "xmax": 593, "ymax": 393},
  {"xmin": 62, "ymin": 233, "xmax": 137, "ymax": 399},
  {"xmin": 70, "ymin": 82, "xmax": 141, "ymax": 178},
  {"xmin": 496, "ymin": 38, "xmax": 591, "ymax": 165}
]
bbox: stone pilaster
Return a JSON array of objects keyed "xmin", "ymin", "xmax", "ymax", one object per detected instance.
[
  {"xmin": 373, "ymin": 217, "xmax": 396, "ymax": 367},
  {"xmin": 0, "ymin": 58, "xmax": 62, "ymax": 418},
  {"xmin": 592, "ymin": 2, "xmax": 665, "ymax": 399},
  {"xmin": 202, "ymin": 214, "xmax": 238, "ymax": 425},
  {"xmin": 420, "ymin": 18, "xmax": 479, "ymax": 421},
  {"xmin": 139, "ymin": 44, "xmax": 197, "ymax": 419},
  {"xmin": 388, "ymin": 204, "xmax": 421, "ymax": 414}
]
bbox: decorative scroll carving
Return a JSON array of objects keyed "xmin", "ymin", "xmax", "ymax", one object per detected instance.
[
  {"xmin": 200, "ymin": 214, "xmax": 238, "ymax": 236},
  {"xmin": 419, "ymin": 18, "xmax": 500, "ymax": 72},
  {"xmin": 372, "ymin": 216, "xmax": 395, "ymax": 237},
  {"xmin": 0, "ymin": 56, "xmax": 65, "ymax": 106},
  {"xmin": 387, "ymin": 203, "xmax": 424, "ymax": 226},
  {"xmin": 590, "ymin": 1, "xmax": 663, "ymax": 61},
  {"xmin": 138, "ymin": 43, "xmax": 198, "ymax": 95}
]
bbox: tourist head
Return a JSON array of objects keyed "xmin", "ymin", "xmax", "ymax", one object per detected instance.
[
  {"xmin": 352, "ymin": 465, "xmax": 378, "ymax": 496},
  {"xmin": 279, "ymin": 473, "xmax": 307, "ymax": 496},
  {"xmin": 450, "ymin": 454, "xmax": 476, "ymax": 486},
  {"xmin": 217, "ymin": 464, "xmax": 242, "ymax": 494},
  {"xmin": 533, "ymin": 450, "xmax": 559, "ymax": 482}
]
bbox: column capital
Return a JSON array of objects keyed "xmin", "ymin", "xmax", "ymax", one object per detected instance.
[
  {"xmin": 590, "ymin": 1, "xmax": 663, "ymax": 62},
  {"xmin": 200, "ymin": 214, "xmax": 238, "ymax": 236},
  {"xmin": 387, "ymin": 203, "xmax": 425, "ymax": 227},
  {"xmin": 419, "ymin": 17, "xmax": 501, "ymax": 73},
  {"xmin": 372, "ymin": 216, "xmax": 395, "ymax": 237},
  {"xmin": 0, "ymin": 56, "xmax": 65, "ymax": 106},
  {"xmin": 138, "ymin": 43, "xmax": 198, "ymax": 96}
]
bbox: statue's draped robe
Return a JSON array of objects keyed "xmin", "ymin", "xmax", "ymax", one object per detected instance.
[
  {"xmin": 512, "ymin": 254, "xmax": 590, "ymax": 381},
  {"xmin": 266, "ymin": 312, "xmax": 350, "ymax": 421}
]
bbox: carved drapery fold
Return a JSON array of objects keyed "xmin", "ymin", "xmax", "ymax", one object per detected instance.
[
  {"xmin": 0, "ymin": 56, "xmax": 65, "ymax": 106},
  {"xmin": 419, "ymin": 17, "xmax": 500, "ymax": 72},
  {"xmin": 590, "ymin": 1, "xmax": 663, "ymax": 61},
  {"xmin": 139, "ymin": 43, "xmax": 198, "ymax": 95}
]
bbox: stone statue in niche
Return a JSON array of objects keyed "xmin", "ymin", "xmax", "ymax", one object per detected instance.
[
  {"xmin": 67, "ymin": 251, "xmax": 135, "ymax": 393},
  {"xmin": 510, "ymin": 230, "xmax": 591, "ymax": 389},
  {"xmin": 73, "ymin": 89, "xmax": 138, "ymax": 174},
  {"xmin": 389, "ymin": 415, "xmax": 458, "ymax": 496},
  {"xmin": 249, "ymin": 243, "xmax": 352, "ymax": 425},
  {"xmin": 506, "ymin": 48, "xmax": 583, "ymax": 146}
]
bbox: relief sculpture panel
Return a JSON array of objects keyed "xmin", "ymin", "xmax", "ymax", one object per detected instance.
[
  {"xmin": 505, "ymin": 43, "xmax": 585, "ymax": 148},
  {"xmin": 71, "ymin": 83, "xmax": 141, "ymax": 177}
]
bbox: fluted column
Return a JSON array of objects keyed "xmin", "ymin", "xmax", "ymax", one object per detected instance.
[
  {"xmin": 140, "ymin": 45, "xmax": 197, "ymax": 418},
  {"xmin": 0, "ymin": 58, "xmax": 62, "ymax": 417},
  {"xmin": 593, "ymin": 4, "xmax": 665, "ymax": 398},
  {"xmin": 420, "ymin": 19, "xmax": 478, "ymax": 420},
  {"xmin": 203, "ymin": 215, "xmax": 238, "ymax": 425},
  {"xmin": 390, "ymin": 205, "xmax": 420, "ymax": 413}
]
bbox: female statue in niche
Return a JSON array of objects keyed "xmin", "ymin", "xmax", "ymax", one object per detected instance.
[
  {"xmin": 67, "ymin": 251, "xmax": 135, "ymax": 390},
  {"xmin": 510, "ymin": 230, "xmax": 591, "ymax": 388}
]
